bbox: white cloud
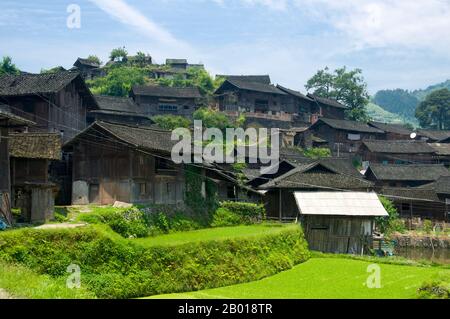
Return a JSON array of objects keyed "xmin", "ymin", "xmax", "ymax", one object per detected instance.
[
  {"xmin": 294, "ymin": 0, "xmax": 450, "ymax": 52},
  {"xmin": 88, "ymin": 0, "xmax": 186, "ymax": 47},
  {"xmin": 242, "ymin": 0, "xmax": 288, "ymax": 11}
]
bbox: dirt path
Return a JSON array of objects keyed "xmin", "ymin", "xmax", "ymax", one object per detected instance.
[{"xmin": 34, "ymin": 223, "xmax": 86, "ymax": 230}]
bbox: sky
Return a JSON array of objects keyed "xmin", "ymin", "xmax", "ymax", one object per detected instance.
[{"xmin": 0, "ymin": 0, "xmax": 449, "ymax": 94}]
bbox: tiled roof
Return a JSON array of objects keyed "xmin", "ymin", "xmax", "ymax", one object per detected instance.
[
  {"xmin": 417, "ymin": 129, "xmax": 450, "ymax": 142},
  {"xmin": 307, "ymin": 94, "xmax": 347, "ymax": 109},
  {"xmin": 132, "ymin": 85, "xmax": 201, "ymax": 98},
  {"xmin": 216, "ymin": 75, "xmax": 271, "ymax": 84},
  {"xmin": 222, "ymin": 78, "xmax": 286, "ymax": 95},
  {"xmin": 65, "ymin": 121, "xmax": 177, "ymax": 154},
  {"xmin": 380, "ymin": 187, "xmax": 440, "ymax": 202},
  {"xmin": 9, "ymin": 133, "xmax": 62, "ymax": 160},
  {"xmin": 362, "ymin": 140, "xmax": 435, "ymax": 154},
  {"xmin": 429, "ymin": 143, "xmax": 450, "ymax": 156},
  {"xmin": 276, "ymin": 85, "xmax": 314, "ymax": 101},
  {"xmin": 0, "ymin": 108, "xmax": 35, "ymax": 126},
  {"xmin": 365, "ymin": 164, "xmax": 450, "ymax": 181},
  {"xmin": 314, "ymin": 118, "xmax": 385, "ymax": 134},
  {"xmin": 166, "ymin": 59, "xmax": 188, "ymax": 65},
  {"xmin": 94, "ymin": 95, "xmax": 142, "ymax": 113},
  {"xmin": 0, "ymin": 71, "xmax": 80, "ymax": 96},
  {"xmin": 74, "ymin": 58, "xmax": 100, "ymax": 68},
  {"xmin": 368, "ymin": 122, "xmax": 413, "ymax": 136}
]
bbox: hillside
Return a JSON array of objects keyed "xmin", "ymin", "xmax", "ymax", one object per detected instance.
[
  {"xmin": 412, "ymin": 79, "xmax": 450, "ymax": 101},
  {"xmin": 365, "ymin": 102, "xmax": 417, "ymax": 126}
]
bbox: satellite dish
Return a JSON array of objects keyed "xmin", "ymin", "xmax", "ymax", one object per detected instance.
[{"xmin": 410, "ymin": 132, "xmax": 417, "ymax": 139}]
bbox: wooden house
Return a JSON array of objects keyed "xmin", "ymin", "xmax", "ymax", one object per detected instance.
[
  {"xmin": 368, "ymin": 121, "xmax": 413, "ymax": 140},
  {"xmin": 308, "ymin": 118, "xmax": 385, "ymax": 156},
  {"xmin": 307, "ymin": 94, "xmax": 347, "ymax": 120},
  {"xmin": 294, "ymin": 192, "xmax": 388, "ymax": 254},
  {"xmin": 258, "ymin": 160, "xmax": 373, "ymax": 220},
  {"xmin": 8, "ymin": 132, "xmax": 62, "ymax": 223},
  {"xmin": 72, "ymin": 58, "xmax": 103, "ymax": 81},
  {"xmin": 64, "ymin": 121, "xmax": 256, "ymax": 206},
  {"xmin": 364, "ymin": 164, "xmax": 450, "ymax": 188},
  {"xmin": 429, "ymin": 143, "xmax": 450, "ymax": 166},
  {"xmin": 416, "ymin": 129, "xmax": 450, "ymax": 143},
  {"xmin": 276, "ymin": 86, "xmax": 321, "ymax": 124},
  {"xmin": 0, "ymin": 108, "xmax": 34, "ymax": 224},
  {"xmin": 88, "ymin": 95, "xmax": 154, "ymax": 126},
  {"xmin": 0, "ymin": 71, "xmax": 99, "ymax": 142},
  {"xmin": 359, "ymin": 140, "xmax": 437, "ymax": 165},
  {"xmin": 131, "ymin": 85, "xmax": 201, "ymax": 117}
]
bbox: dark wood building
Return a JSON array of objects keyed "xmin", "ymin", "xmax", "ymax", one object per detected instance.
[
  {"xmin": 308, "ymin": 118, "xmax": 385, "ymax": 156},
  {"xmin": 258, "ymin": 161, "xmax": 373, "ymax": 220},
  {"xmin": 131, "ymin": 85, "xmax": 201, "ymax": 117},
  {"xmin": 88, "ymin": 95, "xmax": 154, "ymax": 126},
  {"xmin": 429, "ymin": 143, "xmax": 450, "ymax": 166},
  {"xmin": 0, "ymin": 109, "xmax": 34, "ymax": 224},
  {"xmin": 72, "ymin": 58, "xmax": 103, "ymax": 81},
  {"xmin": 0, "ymin": 71, "xmax": 99, "ymax": 142},
  {"xmin": 276, "ymin": 86, "xmax": 321, "ymax": 124},
  {"xmin": 359, "ymin": 140, "xmax": 437, "ymax": 165},
  {"xmin": 416, "ymin": 129, "xmax": 450, "ymax": 143},
  {"xmin": 65, "ymin": 121, "xmax": 255, "ymax": 206},
  {"xmin": 9, "ymin": 133, "xmax": 62, "ymax": 223},
  {"xmin": 368, "ymin": 121, "xmax": 413, "ymax": 140},
  {"xmin": 307, "ymin": 94, "xmax": 347, "ymax": 120},
  {"xmin": 364, "ymin": 163, "xmax": 450, "ymax": 188}
]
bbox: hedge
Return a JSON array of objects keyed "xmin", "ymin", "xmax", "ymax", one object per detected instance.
[{"xmin": 0, "ymin": 224, "xmax": 309, "ymax": 299}]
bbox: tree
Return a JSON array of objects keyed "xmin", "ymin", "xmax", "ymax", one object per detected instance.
[
  {"xmin": 87, "ymin": 55, "xmax": 102, "ymax": 66},
  {"xmin": 152, "ymin": 115, "xmax": 191, "ymax": 130},
  {"xmin": 0, "ymin": 56, "xmax": 20, "ymax": 75},
  {"xmin": 373, "ymin": 89, "xmax": 419, "ymax": 118},
  {"xmin": 87, "ymin": 66, "xmax": 145, "ymax": 96},
  {"xmin": 109, "ymin": 47, "xmax": 128, "ymax": 62},
  {"xmin": 193, "ymin": 107, "xmax": 234, "ymax": 131},
  {"xmin": 305, "ymin": 66, "xmax": 370, "ymax": 121},
  {"xmin": 415, "ymin": 88, "xmax": 450, "ymax": 130}
]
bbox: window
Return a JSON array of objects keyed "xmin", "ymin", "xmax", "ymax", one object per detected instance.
[
  {"xmin": 347, "ymin": 133, "xmax": 361, "ymax": 141},
  {"xmin": 227, "ymin": 186, "xmax": 236, "ymax": 199},
  {"xmin": 158, "ymin": 104, "xmax": 178, "ymax": 112},
  {"xmin": 401, "ymin": 203, "xmax": 411, "ymax": 212}
]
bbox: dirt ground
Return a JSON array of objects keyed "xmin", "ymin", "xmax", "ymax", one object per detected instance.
[{"xmin": 0, "ymin": 289, "xmax": 14, "ymax": 299}]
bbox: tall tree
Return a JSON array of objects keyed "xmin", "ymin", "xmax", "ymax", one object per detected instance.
[
  {"xmin": 305, "ymin": 66, "xmax": 370, "ymax": 121},
  {"xmin": 109, "ymin": 47, "xmax": 128, "ymax": 62},
  {"xmin": 87, "ymin": 55, "xmax": 102, "ymax": 66},
  {"xmin": 0, "ymin": 56, "xmax": 20, "ymax": 75},
  {"xmin": 415, "ymin": 88, "xmax": 450, "ymax": 130}
]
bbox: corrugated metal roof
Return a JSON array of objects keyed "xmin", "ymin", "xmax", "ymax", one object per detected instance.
[{"xmin": 294, "ymin": 191, "xmax": 388, "ymax": 217}]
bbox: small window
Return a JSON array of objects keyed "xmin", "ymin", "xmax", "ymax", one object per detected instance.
[
  {"xmin": 158, "ymin": 104, "xmax": 178, "ymax": 112},
  {"xmin": 401, "ymin": 203, "xmax": 411, "ymax": 212},
  {"xmin": 227, "ymin": 186, "xmax": 236, "ymax": 199}
]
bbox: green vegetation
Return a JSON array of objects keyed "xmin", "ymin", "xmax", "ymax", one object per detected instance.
[
  {"xmin": 412, "ymin": 79, "xmax": 450, "ymax": 101},
  {"xmin": 0, "ymin": 56, "xmax": 20, "ymax": 75},
  {"xmin": 0, "ymin": 261, "xmax": 95, "ymax": 299},
  {"xmin": 376, "ymin": 196, "xmax": 406, "ymax": 234},
  {"xmin": 193, "ymin": 107, "xmax": 236, "ymax": 130},
  {"xmin": 418, "ymin": 273, "xmax": 450, "ymax": 299},
  {"xmin": 87, "ymin": 66, "xmax": 146, "ymax": 97},
  {"xmin": 305, "ymin": 66, "xmax": 369, "ymax": 121},
  {"xmin": 212, "ymin": 202, "xmax": 265, "ymax": 227},
  {"xmin": 373, "ymin": 89, "xmax": 419, "ymax": 120},
  {"xmin": 415, "ymin": 88, "xmax": 450, "ymax": 130},
  {"xmin": 151, "ymin": 257, "xmax": 450, "ymax": 299},
  {"xmin": 0, "ymin": 223, "xmax": 308, "ymax": 299},
  {"xmin": 366, "ymin": 102, "xmax": 417, "ymax": 126},
  {"xmin": 152, "ymin": 115, "xmax": 192, "ymax": 130},
  {"xmin": 109, "ymin": 46, "xmax": 128, "ymax": 62},
  {"xmin": 86, "ymin": 55, "xmax": 102, "ymax": 65},
  {"xmin": 303, "ymin": 147, "xmax": 332, "ymax": 159}
]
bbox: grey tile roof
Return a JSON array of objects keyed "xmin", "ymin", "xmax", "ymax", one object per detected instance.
[
  {"xmin": 368, "ymin": 121, "xmax": 413, "ymax": 136},
  {"xmin": 223, "ymin": 78, "xmax": 287, "ymax": 95},
  {"xmin": 94, "ymin": 95, "xmax": 142, "ymax": 113},
  {"xmin": 417, "ymin": 129, "xmax": 450, "ymax": 142},
  {"xmin": 216, "ymin": 75, "xmax": 271, "ymax": 84},
  {"xmin": 435, "ymin": 176, "xmax": 450, "ymax": 195},
  {"xmin": 132, "ymin": 85, "xmax": 201, "ymax": 98},
  {"xmin": 276, "ymin": 85, "xmax": 314, "ymax": 101},
  {"xmin": 429, "ymin": 143, "xmax": 450, "ymax": 156},
  {"xmin": 380, "ymin": 187, "xmax": 440, "ymax": 202},
  {"xmin": 314, "ymin": 118, "xmax": 385, "ymax": 134},
  {"xmin": 0, "ymin": 108, "xmax": 35, "ymax": 126},
  {"xmin": 307, "ymin": 94, "xmax": 347, "ymax": 109},
  {"xmin": 166, "ymin": 59, "xmax": 188, "ymax": 65},
  {"xmin": 366, "ymin": 164, "xmax": 450, "ymax": 181},
  {"xmin": 362, "ymin": 140, "xmax": 436, "ymax": 154},
  {"xmin": 74, "ymin": 58, "xmax": 100, "ymax": 68},
  {"xmin": 9, "ymin": 133, "xmax": 62, "ymax": 160},
  {"xmin": 0, "ymin": 71, "xmax": 80, "ymax": 96}
]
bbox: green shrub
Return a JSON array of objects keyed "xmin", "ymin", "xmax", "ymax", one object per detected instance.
[
  {"xmin": 211, "ymin": 208, "xmax": 242, "ymax": 227},
  {"xmin": 220, "ymin": 201, "xmax": 265, "ymax": 222},
  {"xmin": 423, "ymin": 220, "xmax": 433, "ymax": 234},
  {"xmin": 0, "ymin": 224, "xmax": 309, "ymax": 299},
  {"xmin": 54, "ymin": 212, "xmax": 68, "ymax": 223},
  {"xmin": 418, "ymin": 273, "xmax": 450, "ymax": 299},
  {"xmin": 376, "ymin": 196, "xmax": 404, "ymax": 234}
]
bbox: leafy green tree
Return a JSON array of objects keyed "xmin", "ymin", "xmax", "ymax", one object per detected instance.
[
  {"xmin": 376, "ymin": 196, "xmax": 405, "ymax": 234},
  {"xmin": 87, "ymin": 55, "xmax": 102, "ymax": 66},
  {"xmin": 306, "ymin": 66, "xmax": 370, "ymax": 121},
  {"xmin": 154, "ymin": 68, "xmax": 216, "ymax": 97},
  {"xmin": 0, "ymin": 56, "xmax": 20, "ymax": 75},
  {"xmin": 415, "ymin": 88, "xmax": 450, "ymax": 130},
  {"xmin": 109, "ymin": 47, "xmax": 128, "ymax": 62},
  {"xmin": 134, "ymin": 51, "xmax": 150, "ymax": 67},
  {"xmin": 87, "ymin": 66, "xmax": 145, "ymax": 96},
  {"xmin": 152, "ymin": 115, "xmax": 192, "ymax": 130},
  {"xmin": 40, "ymin": 66, "xmax": 66, "ymax": 74},
  {"xmin": 193, "ymin": 107, "xmax": 234, "ymax": 130},
  {"xmin": 303, "ymin": 147, "xmax": 331, "ymax": 159}
]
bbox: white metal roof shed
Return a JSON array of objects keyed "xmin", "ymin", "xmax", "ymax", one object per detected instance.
[{"xmin": 294, "ymin": 191, "xmax": 389, "ymax": 217}]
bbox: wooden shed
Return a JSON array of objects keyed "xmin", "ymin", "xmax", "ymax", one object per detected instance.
[{"xmin": 294, "ymin": 192, "xmax": 388, "ymax": 254}]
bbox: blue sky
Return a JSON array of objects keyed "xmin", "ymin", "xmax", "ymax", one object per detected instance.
[{"xmin": 0, "ymin": 0, "xmax": 449, "ymax": 94}]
